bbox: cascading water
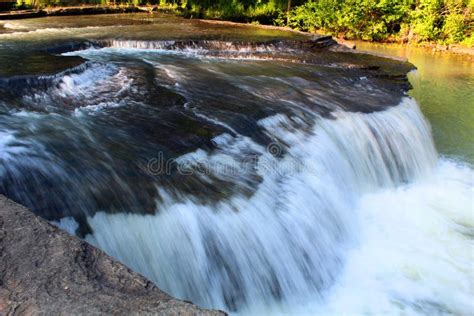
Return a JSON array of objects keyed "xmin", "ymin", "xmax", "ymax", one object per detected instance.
[
  {"xmin": 82, "ymin": 98, "xmax": 468, "ymax": 314},
  {"xmin": 1, "ymin": 37, "xmax": 472, "ymax": 315}
]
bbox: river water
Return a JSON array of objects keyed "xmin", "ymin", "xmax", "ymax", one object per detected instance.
[
  {"xmin": 0, "ymin": 14, "xmax": 472, "ymax": 315},
  {"xmin": 356, "ymin": 42, "xmax": 474, "ymax": 164}
]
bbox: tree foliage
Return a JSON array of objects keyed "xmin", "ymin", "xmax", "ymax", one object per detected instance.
[
  {"xmin": 168, "ymin": 0, "xmax": 473, "ymax": 43},
  {"xmin": 14, "ymin": 0, "xmax": 473, "ymax": 44},
  {"xmin": 282, "ymin": 0, "xmax": 472, "ymax": 43}
]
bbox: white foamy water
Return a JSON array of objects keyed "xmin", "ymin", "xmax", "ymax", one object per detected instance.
[
  {"xmin": 0, "ymin": 130, "xmax": 23, "ymax": 177},
  {"xmin": 104, "ymin": 40, "xmax": 288, "ymax": 53},
  {"xmin": 60, "ymin": 98, "xmax": 474, "ymax": 314},
  {"xmin": 0, "ymin": 130, "xmax": 23, "ymax": 158},
  {"xmin": 318, "ymin": 159, "xmax": 474, "ymax": 315},
  {"xmin": 58, "ymin": 67, "xmax": 114, "ymax": 96},
  {"xmin": 64, "ymin": 44, "xmax": 296, "ymax": 62},
  {"xmin": 19, "ymin": 63, "xmax": 136, "ymax": 114},
  {"xmin": 1, "ymin": 22, "xmax": 28, "ymax": 30}
]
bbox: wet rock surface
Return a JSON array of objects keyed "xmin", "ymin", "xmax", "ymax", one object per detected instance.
[{"xmin": 0, "ymin": 194, "xmax": 225, "ymax": 315}]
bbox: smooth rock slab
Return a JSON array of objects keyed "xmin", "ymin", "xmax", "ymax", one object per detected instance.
[{"xmin": 0, "ymin": 195, "xmax": 225, "ymax": 315}]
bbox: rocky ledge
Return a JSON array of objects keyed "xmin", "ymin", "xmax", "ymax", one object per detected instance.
[{"xmin": 0, "ymin": 195, "xmax": 224, "ymax": 315}]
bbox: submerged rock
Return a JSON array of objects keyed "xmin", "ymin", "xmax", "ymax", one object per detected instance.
[{"xmin": 0, "ymin": 194, "xmax": 225, "ymax": 315}]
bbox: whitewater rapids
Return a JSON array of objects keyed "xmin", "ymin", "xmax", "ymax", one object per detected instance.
[
  {"xmin": 1, "ymin": 36, "xmax": 471, "ymax": 315},
  {"xmin": 55, "ymin": 98, "xmax": 473, "ymax": 315}
]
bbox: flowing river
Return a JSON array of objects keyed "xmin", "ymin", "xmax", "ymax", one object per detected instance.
[{"xmin": 0, "ymin": 14, "xmax": 472, "ymax": 315}]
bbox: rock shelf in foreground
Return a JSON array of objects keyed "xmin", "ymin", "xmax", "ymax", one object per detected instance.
[{"xmin": 0, "ymin": 195, "xmax": 225, "ymax": 315}]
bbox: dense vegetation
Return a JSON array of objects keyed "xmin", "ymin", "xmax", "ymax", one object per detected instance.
[
  {"xmin": 283, "ymin": 0, "xmax": 473, "ymax": 44},
  {"xmin": 180, "ymin": 0, "xmax": 473, "ymax": 44},
  {"xmin": 13, "ymin": 0, "xmax": 473, "ymax": 44}
]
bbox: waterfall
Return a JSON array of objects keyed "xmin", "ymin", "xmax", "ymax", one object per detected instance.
[
  {"xmin": 60, "ymin": 39, "xmax": 336, "ymax": 63},
  {"xmin": 2, "ymin": 41, "xmax": 472, "ymax": 315},
  {"xmin": 102, "ymin": 40, "xmax": 290, "ymax": 53},
  {"xmin": 77, "ymin": 98, "xmax": 474, "ymax": 314}
]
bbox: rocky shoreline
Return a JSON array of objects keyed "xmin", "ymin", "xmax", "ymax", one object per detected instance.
[{"xmin": 0, "ymin": 194, "xmax": 225, "ymax": 315}]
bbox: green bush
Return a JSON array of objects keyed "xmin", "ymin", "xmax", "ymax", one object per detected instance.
[
  {"xmin": 279, "ymin": 0, "xmax": 472, "ymax": 44},
  {"xmin": 281, "ymin": 0, "xmax": 413, "ymax": 41},
  {"xmin": 443, "ymin": 13, "xmax": 467, "ymax": 43}
]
